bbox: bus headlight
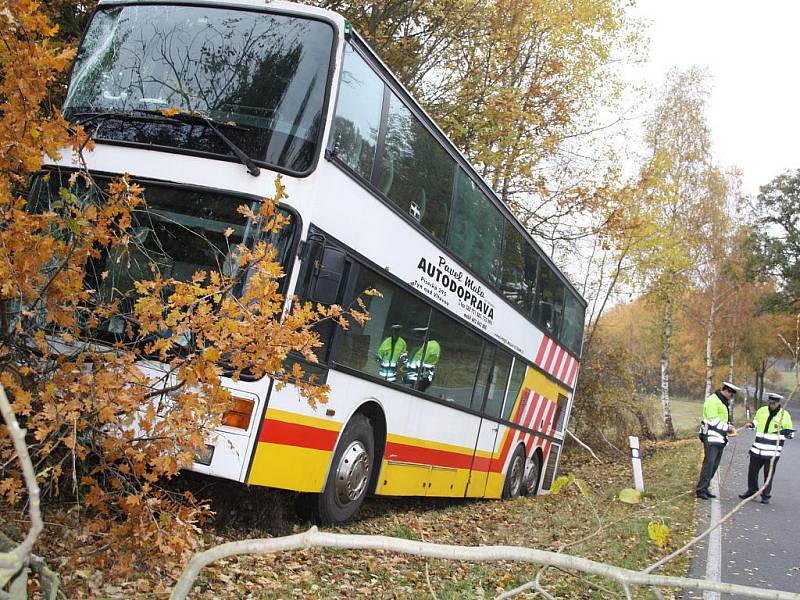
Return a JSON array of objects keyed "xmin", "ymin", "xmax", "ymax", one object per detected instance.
[{"xmin": 194, "ymin": 444, "xmax": 215, "ymax": 466}]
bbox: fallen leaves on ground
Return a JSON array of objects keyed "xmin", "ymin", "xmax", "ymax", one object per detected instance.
[{"xmin": 18, "ymin": 439, "xmax": 699, "ymax": 599}]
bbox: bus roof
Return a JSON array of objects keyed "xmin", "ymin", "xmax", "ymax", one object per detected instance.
[{"xmin": 95, "ymin": 0, "xmax": 347, "ymax": 27}]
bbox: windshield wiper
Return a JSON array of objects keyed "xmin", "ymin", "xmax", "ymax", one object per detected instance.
[
  {"xmin": 69, "ymin": 109, "xmax": 176, "ymax": 128},
  {"xmin": 162, "ymin": 110, "xmax": 260, "ymax": 177},
  {"xmin": 67, "ymin": 109, "xmax": 261, "ymax": 177}
]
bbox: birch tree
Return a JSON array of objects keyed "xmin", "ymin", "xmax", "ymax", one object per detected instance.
[{"xmin": 630, "ymin": 68, "xmax": 716, "ymax": 437}]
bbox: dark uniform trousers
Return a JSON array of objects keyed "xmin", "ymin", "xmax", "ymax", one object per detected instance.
[
  {"xmin": 745, "ymin": 454, "xmax": 780, "ymax": 498},
  {"xmin": 696, "ymin": 443, "xmax": 724, "ymax": 494}
]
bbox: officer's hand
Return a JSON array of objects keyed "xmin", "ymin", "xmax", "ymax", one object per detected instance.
[
  {"xmin": 746, "ymin": 421, "xmax": 754, "ymax": 429},
  {"xmin": 729, "ymin": 425, "xmax": 737, "ymax": 435}
]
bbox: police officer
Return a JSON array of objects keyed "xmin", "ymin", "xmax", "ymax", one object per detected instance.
[
  {"xmin": 738, "ymin": 393, "xmax": 794, "ymax": 504},
  {"xmin": 696, "ymin": 381, "xmax": 739, "ymax": 499},
  {"xmin": 377, "ymin": 325, "xmax": 407, "ymax": 382}
]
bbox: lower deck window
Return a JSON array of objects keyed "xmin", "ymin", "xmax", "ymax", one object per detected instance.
[{"xmin": 27, "ymin": 170, "xmax": 295, "ymax": 342}]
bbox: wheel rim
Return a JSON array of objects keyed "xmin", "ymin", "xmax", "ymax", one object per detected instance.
[
  {"xmin": 509, "ymin": 454, "xmax": 524, "ymax": 496},
  {"xmin": 334, "ymin": 440, "xmax": 370, "ymax": 506},
  {"xmin": 524, "ymin": 458, "xmax": 539, "ymax": 492}
]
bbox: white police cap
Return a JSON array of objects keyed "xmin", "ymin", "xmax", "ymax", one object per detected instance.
[
  {"xmin": 722, "ymin": 382, "xmax": 740, "ymax": 393},
  {"xmin": 767, "ymin": 393, "xmax": 784, "ymax": 402}
]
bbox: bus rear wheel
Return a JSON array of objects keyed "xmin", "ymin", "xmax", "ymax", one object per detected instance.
[
  {"xmin": 502, "ymin": 446, "xmax": 526, "ymax": 499},
  {"xmin": 317, "ymin": 414, "xmax": 374, "ymax": 524},
  {"xmin": 521, "ymin": 452, "xmax": 542, "ymax": 496}
]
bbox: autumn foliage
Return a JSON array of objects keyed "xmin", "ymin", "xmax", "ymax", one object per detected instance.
[{"xmin": 0, "ymin": 0, "xmax": 361, "ymax": 577}]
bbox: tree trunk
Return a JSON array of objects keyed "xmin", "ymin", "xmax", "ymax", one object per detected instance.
[
  {"xmin": 625, "ymin": 401, "xmax": 656, "ymax": 441},
  {"xmin": 703, "ymin": 298, "xmax": 716, "ymax": 398},
  {"xmin": 744, "ymin": 385, "xmax": 750, "ymax": 420},
  {"xmin": 728, "ymin": 335, "xmax": 735, "ymax": 382},
  {"xmin": 753, "ymin": 364, "xmax": 765, "ymax": 410},
  {"xmin": 661, "ymin": 300, "xmax": 675, "ymax": 438}
]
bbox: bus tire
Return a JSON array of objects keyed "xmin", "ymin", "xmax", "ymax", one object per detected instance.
[
  {"xmin": 502, "ymin": 445, "xmax": 526, "ymax": 499},
  {"xmin": 521, "ymin": 451, "xmax": 542, "ymax": 497},
  {"xmin": 317, "ymin": 414, "xmax": 374, "ymax": 524}
]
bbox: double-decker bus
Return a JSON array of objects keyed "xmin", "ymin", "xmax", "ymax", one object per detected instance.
[{"xmin": 36, "ymin": 0, "xmax": 586, "ymax": 523}]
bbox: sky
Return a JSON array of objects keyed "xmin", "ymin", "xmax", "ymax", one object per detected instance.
[{"xmin": 627, "ymin": 0, "xmax": 800, "ymax": 197}]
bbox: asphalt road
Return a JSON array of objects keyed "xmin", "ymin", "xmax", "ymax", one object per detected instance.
[{"xmin": 686, "ymin": 429, "xmax": 800, "ymax": 599}]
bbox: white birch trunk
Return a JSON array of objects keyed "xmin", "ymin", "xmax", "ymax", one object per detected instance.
[
  {"xmin": 170, "ymin": 527, "xmax": 800, "ymax": 600},
  {"xmin": 661, "ymin": 300, "xmax": 675, "ymax": 438},
  {"xmin": 704, "ymin": 298, "xmax": 716, "ymax": 398}
]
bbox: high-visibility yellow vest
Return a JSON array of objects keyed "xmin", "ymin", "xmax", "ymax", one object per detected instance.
[
  {"xmin": 377, "ymin": 336, "xmax": 406, "ymax": 365},
  {"xmin": 409, "ymin": 340, "xmax": 441, "ymax": 366},
  {"xmin": 750, "ymin": 406, "xmax": 794, "ymax": 458},
  {"xmin": 702, "ymin": 392, "xmax": 731, "ymax": 446}
]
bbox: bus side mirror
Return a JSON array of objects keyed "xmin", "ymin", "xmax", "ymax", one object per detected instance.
[{"xmin": 306, "ymin": 241, "xmax": 346, "ymax": 305}]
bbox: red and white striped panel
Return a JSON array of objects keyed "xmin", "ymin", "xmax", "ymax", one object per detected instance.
[
  {"xmin": 520, "ymin": 394, "xmax": 558, "ymax": 463},
  {"xmin": 534, "ymin": 336, "xmax": 580, "ymax": 387}
]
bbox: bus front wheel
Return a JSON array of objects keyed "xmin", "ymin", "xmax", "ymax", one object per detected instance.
[
  {"xmin": 317, "ymin": 414, "xmax": 374, "ymax": 524},
  {"xmin": 502, "ymin": 446, "xmax": 526, "ymax": 499}
]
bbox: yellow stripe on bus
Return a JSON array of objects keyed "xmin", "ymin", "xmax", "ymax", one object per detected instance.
[
  {"xmin": 247, "ymin": 442, "xmax": 332, "ymax": 492},
  {"xmin": 484, "ymin": 473, "xmax": 505, "ymax": 498},
  {"xmin": 264, "ymin": 407, "xmax": 342, "ymax": 432}
]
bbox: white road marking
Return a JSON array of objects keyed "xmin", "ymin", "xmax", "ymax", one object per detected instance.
[{"xmin": 704, "ymin": 474, "xmax": 722, "ymax": 600}]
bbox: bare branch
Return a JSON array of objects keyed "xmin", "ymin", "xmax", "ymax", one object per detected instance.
[
  {"xmin": 170, "ymin": 527, "xmax": 800, "ymax": 600},
  {"xmin": 566, "ymin": 429, "xmax": 603, "ymax": 463},
  {"xmin": 0, "ymin": 384, "xmax": 43, "ymax": 582}
]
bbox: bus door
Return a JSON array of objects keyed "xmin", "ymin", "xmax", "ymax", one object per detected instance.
[{"xmin": 466, "ymin": 346, "xmax": 513, "ymax": 497}]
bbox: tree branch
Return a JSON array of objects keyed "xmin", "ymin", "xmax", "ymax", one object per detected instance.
[
  {"xmin": 0, "ymin": 384, "xmax": 43, "ymax": 585},
  {"xmin": 170, "ymin": 527, "xmax": 800, "ymax": 600}
]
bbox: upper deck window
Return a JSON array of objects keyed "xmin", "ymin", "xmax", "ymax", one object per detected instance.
[
  {"xmin": 378, "ymin": 92, "xmax": 455, "ymax": 240},
  {"xmin": 448, "ymin": 168, "xmax": 504, "ymax": 284},
  {"xmin": 64, "ymin": 5, "xmax": 334, "ymax": 174},
  {"xmin": 331, "ymin": 45, "xmax": 383, "ymax": 181}
]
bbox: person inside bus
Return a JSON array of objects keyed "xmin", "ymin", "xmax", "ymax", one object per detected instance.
[
  {"xmin": 376, "ymin": 324, "xmax": 407, "ymax": 382},
  {"xmin": 404, "ymin": 339, "xmax": 441, "ymax": 392}
]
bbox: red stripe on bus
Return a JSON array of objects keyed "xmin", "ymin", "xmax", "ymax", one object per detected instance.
[
  {"xmin": 259, "ymin": 419, "xmax": 339, "ymax": 452},
  {"xmin": 385, "ymin": 441, "xmax": 478, "ymax": 470},
  {"xmin": 496, "ymin": 397, "xmax": 531, "ymax": 469},
  {"xmin": 568, "ymin": 359, "xmax": 580, "ymax": 386},
  {"xmin": 515, "ymin": 394, "xmax": 544, "ymax": 460},
  {"xmin": 535, "ymin": 336, "xmax": 550, "ymax": 365},
  {"xmin": 552, "ymin": 349, "xmax": 567, "ymax": 378},
  {"xmin": 555, "ymin": 355, "xmax": 565, "ymax": 380},
  {"xmin": 528, "ymin": 394, "xmax": 550, "ymax": 432},
  {"xmin": 511, "ymin": 388, "xmax": 531, "ymax": 424},
  {"xmin": 515, "ymin": 393, "xmax": 540, "ymax": 449},
  {"xmin": 543, "ymin": 342, "xmax": 559, "ymax": 372},
  {"xmin": 541, "ymin": 401, "xmax": 557, "ymax": 435},
  {"xmin": 518, "ymin": 393, "xmax": 536, "ymax": 430},
  {"xmin": 559, "ymin": 355, "xmax": 572, "ymax": 381}
]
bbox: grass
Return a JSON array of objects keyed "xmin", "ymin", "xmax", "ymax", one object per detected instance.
[
  {"xmin": 162, "ymin": 440, "xmax": 702, "ymax": 600},
  {"xmin": 645, "ymin": 395, "xmax": 703, "ymax": 439}
]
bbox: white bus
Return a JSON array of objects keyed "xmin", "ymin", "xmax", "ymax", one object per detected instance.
[{"xmin": 37, "ymin": 0, "xmax": 586, "ymax": 523}]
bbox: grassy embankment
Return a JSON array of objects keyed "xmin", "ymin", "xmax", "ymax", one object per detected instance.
[
  {"xmin": 152, "ymin": 441, "xmax": 701, "ymax": 600},
  {"xmin": 642, "ymin": 395, "xmax": 702, "ymax": 439}
]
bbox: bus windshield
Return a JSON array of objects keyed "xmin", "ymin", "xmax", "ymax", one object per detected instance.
[{"xmin": 64, "ymin": 5, "xmax": 334, "ymax": 173}]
